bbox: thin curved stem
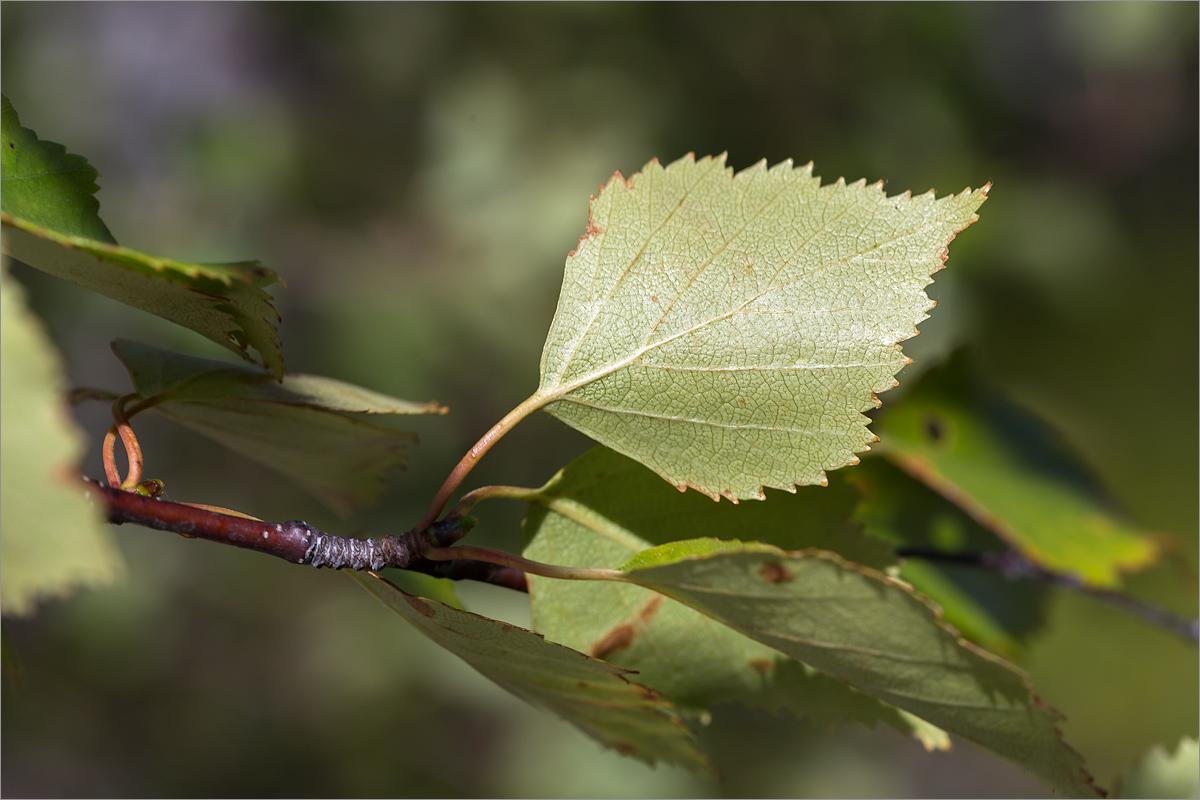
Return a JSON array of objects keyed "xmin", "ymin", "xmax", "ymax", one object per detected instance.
[
  {"xmin": 101, "ymin": 393, "xmax": 173, "ymax": 491},
  {"xmin": 101, "ymin": 394, "xmax": 144, "ymax": 489},
  {"xmin": 416, "ymin": 392, "xmax": 550, "ymax": 533},
  {"xmin": 424, "ymin": 545, "xmax": 623, "ymax": 582},
  {"xmin": 445, "ymin": 484, "xmax": 543, "ymax": 521}
]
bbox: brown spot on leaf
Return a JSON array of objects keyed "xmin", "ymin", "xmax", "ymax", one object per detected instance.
[
  {"xmin": 408, "ymin": 597, "xmax": 435, "ymax": 617},
  {"xmin": 758, "ymin": 562, "xmax": 792, "ymax": 584},
  {"xmin": 590, "ymin": 625, "xmax": 636, "ymax": 661},
  {"xmin": 589, "ymin": 596, "xmax": 663, "ymax": 660},
  {"xmin": 613, "ymin": 742, "xmax": 640, "ymax": 755},
  {"xmin": 748, "ymin": 658, "xmax": 774, "ymax": 675}
]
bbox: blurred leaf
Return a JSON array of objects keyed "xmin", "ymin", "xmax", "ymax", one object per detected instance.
[
  {"xmin": 617, "ymin": 539, "xmax": 1099, "ymax": 797},
  {"xmin": 350, "ymin": 571, "xmax": 712, "ymax": 774},
  {"xmin": 1116, "ymin": 737, "xmax": 1199, "ymax": 799},
  {"xmin": 112, "ymin": 339, "xmax": 433, "ymax": 513},
  {"xmin": 852, "ymin": 458, "xmax": 1050, "ymax": 659},
  {"xmin": 536, "ymin": 153, "xmax": 987, "ymax": 500},
  {"xmin": 873, "ymin": 354, "xmax": 1159, "ymax": 587},
  {"xmin": 0, "ymin": 262, "xmax": 121, "ymax": 616},
  {"xmin": 0, "ymin": 96, "xmax": 285, "ymax": 377},
  {"xmin": 523, "ymin": 447, "xmax": 948, "ymax": 749},
  {"xmin": 113, "ymin": 339, "xmax": 445, "ymax": 414}
]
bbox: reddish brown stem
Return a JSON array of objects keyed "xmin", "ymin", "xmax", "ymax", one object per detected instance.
[
  {"xmin": 416, "ymin": 393, "xmax": 549, "ymax": 534},
  {"xmin": 89, "ymin": 482, "xmax": 527, "ymax": 591}
]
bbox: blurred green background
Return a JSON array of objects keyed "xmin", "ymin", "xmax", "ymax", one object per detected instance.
[{"xmin": 3, "ymin": 3, "xmax": 1196, "ymax": 796}]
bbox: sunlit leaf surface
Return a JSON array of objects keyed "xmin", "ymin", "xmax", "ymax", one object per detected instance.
[
  {"xmin": 536, "ymin": 154, "xmax": 987, "ymax": 499},
  {"xmin": 873, "ymin": 355, "xmax": 1159, "ymax": 587}
]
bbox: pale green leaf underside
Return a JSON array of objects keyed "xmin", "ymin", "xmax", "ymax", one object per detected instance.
[
  {"xmin": 618, "ymin": 541, "xmax": 1098, "ymax": 797},
  {"xmin": 350, "ymin": 571, "xmax": 711, "ymax": 774},
  {"xmin": 0, "ymin": 97, "xmax": 285, "ymax": 377},
  {"xmin": 536, "ymin": 153, "xmax": 988, "ymax": 500},
  {"xmin": 523, "ymin": 449, "xmax": 946, "ymax": 749},
  {"xmin": 1, "ymin": 263, "xmax": 121, "ymax": 616},
  {"xmin": 1117, "ymin": 737, "xmax": 1199, "ymax": 799}
]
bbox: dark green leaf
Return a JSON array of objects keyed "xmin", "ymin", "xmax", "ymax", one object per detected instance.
[
  {"xmin": 617, "ymin": 540, "xmax": 1099, "ymax": 796},
  {"xmin": 0, "ymin": 96, "xmax": 286, "ymax": 377},
  {"xmin": 350, "ymin": 571, "xmax": 712, "ymax": 774},
  {"xmin": 523, "ymin": 447, "xmax": 948, "ymax": 749},
  {"xmin": 113, "ymin": 341, "xmax": 440, "ymax": 513}
]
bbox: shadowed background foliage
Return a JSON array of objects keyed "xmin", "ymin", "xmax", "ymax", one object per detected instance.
[{"xmin": 3, "ymin": 3, "xmax": 1196, "ymax": 797}]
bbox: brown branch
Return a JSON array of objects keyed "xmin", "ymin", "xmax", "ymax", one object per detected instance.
[
  {"xmin": 88, "ymin": 482, "xmax": 527, "ymax": 592},
  {"xmin": 898, "ymin": 546, "xmax": 1198, "ymax": 644}
]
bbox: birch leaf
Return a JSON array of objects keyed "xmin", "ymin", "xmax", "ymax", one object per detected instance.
[
  {"xmin": 523, "ymin": 447, "xmax": 948, "ymax": 749},
  {"xmin": 535, "ymin": 154, "xmax": 987, "ymax": 500},
  {"xmin": 617, "ymin": 539, "xmax": 1099, "ymax": 797},
  {"xmin": 0, "ymin": 95, "xmax": 285, "ymax": 377},
  {"xmin": 112, "ymin": 340, "xmax": 437, "ymax": 513},
  {"xmin": 350, "ymin": 571, "xmax": 711, "ymax": 774},
  {"xmin": 872, "ymin": 354, "xmax": 1159, "ymax": 587}
]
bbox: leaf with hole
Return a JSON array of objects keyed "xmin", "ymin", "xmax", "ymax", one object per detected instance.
[
  {"xmin": 113, "ymin": 340, "xmax": 443, "ymax": 513},
  {"xmin": 350, "ymin": 570, "xmax": 711, "ymax": 774},
  {"xmin": 533, "ymin": 153, "xmax": 987, "ymax": 500},
  {"xmin": 1, "ymin": 262, "xmax": 121, "ymax": 616},
  {"xmin": 614, "ymin": 539, "xmax": 1099, "ymax": 796},
  {"xmin": 872, "ymin": 354, "xmax": 1159, "ymax": 587},
  {"xmin": 0, "ymin": 95, "xmax": 286, "ymax": 377},
  {"xmin": 523, "ymin": 446, "xmax": 949, "ymax": 750}
]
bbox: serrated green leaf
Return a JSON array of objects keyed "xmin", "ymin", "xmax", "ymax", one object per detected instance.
[
  {"xmin": 1117, "ymin": 737, "xmax": 1199, "ymax": 799},
  {"xmin": 523, "ymin": 447, "xmax": 949, "ymax": 749},
  {"xmin": 0, "ymin": 95, "xmax": 285, "ymax": 377},
  {"xmin": 617, "ymin": 541, "xmax": 1099, "ymax": 797},
  {"xmin": 111, "ymin": 340, "xmax": 435, "ymax": 513},
  {"xmin": 535, "ymin": 154, "xmax": 987, "ymax": 500},
  {"xmin": 0, "ymin": 96, "xmax": 114, "ymax": 242},
  {"xmin": 349, "ymin": 571, "xmax": 711, "ymax": 774},
  {"xmin": 873, "ymin": 354, "xmax": 1159, "ymax": 587},
  {"xmin": 852, "ymin": 458, "xmax": 1050, "ymax": 660},
  {"xmin": 1, "ymin": 262, "xmax": 122, "ymax": 616}
]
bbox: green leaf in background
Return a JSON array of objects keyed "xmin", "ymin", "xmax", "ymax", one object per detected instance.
[
  {"xmin": 617, "ymin": 540, "xmax": 1100, "ymax": 797},
  {"xmin": 0, "ymin": 95, "xmax": 286, "ymax": 377},
  {"xmin": 113, "ymin": 340, "xmax": 441, "ymax": 513},
  {"xmin": 523, "ymin": 447, "xmax": 949, "ymax": 751},
  {"xmin": 1117, "ymin": 737, "xmax": 1199, "ymax": 799},
  {"xmin": 1, "ymin": 262, "xmax": 122, "ymax": 616},
  {"xmin": 851, "ymin": 458, "xmax": 1051, "ymax": 660},
  {"xmin": 536, "ymin": 154, "xmax": 987, "ymax": 500},
  {"xmin": 872, "ymin": 354, "xmax": 1159, "ymax": 587},
  {"xmin": 349, "ymin": 571, "xmax": 712, "ymax": 775},
  {"xmin": 112, "ymin": 339, "xmax": 446, "ymax": 414}
]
